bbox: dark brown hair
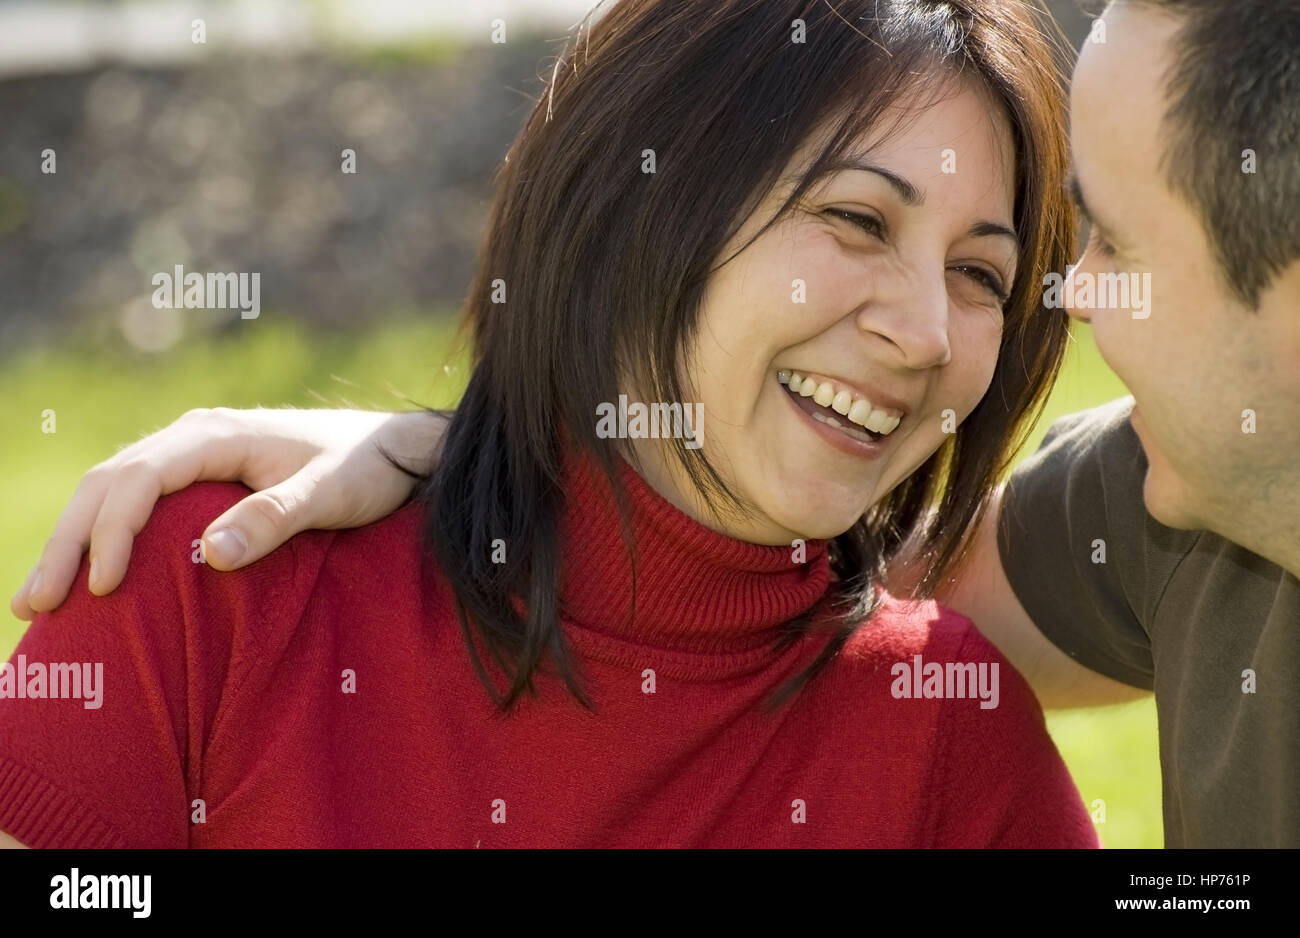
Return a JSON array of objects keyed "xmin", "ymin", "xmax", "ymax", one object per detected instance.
[
  {"xmin": 1128, "ymin": 0, "xmax": 1300, "ymax": 308},
  {"xmin": 417, "ymin": 0, "xmax": 1076, "ymax": 712}
]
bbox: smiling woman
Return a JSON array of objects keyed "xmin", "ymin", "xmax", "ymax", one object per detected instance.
[
  {"xmin": 0, "ymin": 0, "xmax": 1089, "ymax": 848},
  {"xmin": 657, "ymin": 75, "xmax": 1024, "ymax": 553}
]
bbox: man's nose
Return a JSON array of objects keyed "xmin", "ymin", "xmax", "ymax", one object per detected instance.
[{"xmin": 1062, "ymin": 262, "xmax": 1092, "ymax": 323}]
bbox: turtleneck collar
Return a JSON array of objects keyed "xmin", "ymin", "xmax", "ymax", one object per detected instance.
[{"xmin": 556, "ymin": 449, "xmax": 834, "ymax": 680}]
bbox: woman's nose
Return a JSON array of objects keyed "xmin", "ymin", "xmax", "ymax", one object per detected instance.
[{"xmin": 855, "ymin": 271, "xmax": 952, "ymax": 369}]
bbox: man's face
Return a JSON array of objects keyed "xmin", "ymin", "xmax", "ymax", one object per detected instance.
[{"xmin": 1067, "ymin": 1, "xmax": 1300, "ymax": 539}]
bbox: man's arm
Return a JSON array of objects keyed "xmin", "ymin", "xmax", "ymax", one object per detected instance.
[
  {"xmin": 12, "ymin": 408, "xmax": 441, "ymax": 619},
  {"xmin": 934, "ymin": 484, "xmax": 1151, "ymax": 710}
]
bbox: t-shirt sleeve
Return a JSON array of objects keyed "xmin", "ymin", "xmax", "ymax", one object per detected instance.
[
  {"xmin": 927, "ymin": 621, "xmax": 1099, "ymax": 848},
  {"xmin": 996, "ymin": 397, "xmax": 1198, "ymax": 690},
  {"xmin": 0, "ymin": 483, "xmax": 300, "ymax": 848}
]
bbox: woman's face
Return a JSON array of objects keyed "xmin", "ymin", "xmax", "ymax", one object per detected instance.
[{"xmin": 634, "ymin": 80, "xmax": 1018, "ymax": 545}]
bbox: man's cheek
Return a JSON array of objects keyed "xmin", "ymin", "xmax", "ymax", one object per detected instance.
[{"xmin": 1085, "ymin": 315, "xmax": 1135, "ymax": 380}]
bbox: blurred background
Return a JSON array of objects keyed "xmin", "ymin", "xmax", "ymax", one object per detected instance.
[{"xmin": 0, "ymin": 0, "xmax": 1158, "ymax": 846}]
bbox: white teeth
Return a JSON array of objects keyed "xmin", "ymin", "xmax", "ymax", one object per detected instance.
[
  {"xmin": 864, "ymin": 408, "xmax": 893, "ymax": 433},
  {"xmin": 811, "ymin": 412, "xmax": 843, "ymax": 430},
  {"xmin": 847, "ymin": 398, "xmax": 873, "ymax": 427},
  {"xmin": 779, "ymin": 369, "xmax": 904, "ymax": 436},
  {"xmin": 812, "ymin": 410, "xmax": 874, "ymax": 442}
]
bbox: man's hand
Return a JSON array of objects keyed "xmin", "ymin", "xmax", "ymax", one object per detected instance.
[{"xmin": 10, "ymin": 407, "xmax": 447, "ymax": 620}]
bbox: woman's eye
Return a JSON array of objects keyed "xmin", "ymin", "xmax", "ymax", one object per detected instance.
[
  {"xmin": 825, "ymin": 208, "xmax": 885, "ymax": 239},
  {"xmin": 950, "ymin": 265, "xmax": 1009, "ymax": 304}
]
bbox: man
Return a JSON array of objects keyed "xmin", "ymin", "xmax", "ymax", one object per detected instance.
[
  {"xmin": 8, "ymin": 0, "xmax": 1300, "ymax": 848},
  {"xmin": 943, "ymin": 0, "xmax": 1300, "ymax": 847}
]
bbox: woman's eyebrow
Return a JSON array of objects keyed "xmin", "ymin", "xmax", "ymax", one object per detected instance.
[
  {"xmin": 827, "ymin": 156, "xmax": 1017, "ymax": 246},
  {"xmin": 968, "ymin": 220, "xmax": 1019, "ymax": 245},
  {"xmin": 826, "ymin": 157, "xmax": 925, "ymax": 206}
]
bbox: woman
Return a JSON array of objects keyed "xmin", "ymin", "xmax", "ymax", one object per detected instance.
[{"xmin": 1, "ymin": 0, "xmax": 1091, "ymax": 847}]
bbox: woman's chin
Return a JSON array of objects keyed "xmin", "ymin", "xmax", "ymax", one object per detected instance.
[
  {"xmin": 763, "ymin": 503, "xmax": 869, "ymax": 544},
  {"xmin": 753, "ymin": 474, "xmax": 875, "ymax": 542}
]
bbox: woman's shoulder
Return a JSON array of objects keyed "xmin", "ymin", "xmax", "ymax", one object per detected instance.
[
  {"xmin": 827, "ymin": 590, "xmax": 1042, "ymax": 730},
  {"xmin": 0, "ymin": 484, "xmax": 433, "ymax": 847},
  {"xmin": 827, "ymin": 593, "xmax": 1097, "ymax": 847},
  {"xmin": 838, "ymin": 591, "xmax": 1001, "ymax": 667},
  {"xmin": 117, "ymin": 482, "xmax": 432, "ymax": 647}
]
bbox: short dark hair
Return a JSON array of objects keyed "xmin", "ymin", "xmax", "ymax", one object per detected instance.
[
  {"xmin": 424, "ymin": 0, "xmax": 1075, "ymax": 712},
  {"xmin": 1132, "ymin": 0, "xmax": 1300, "ymax": 308}
]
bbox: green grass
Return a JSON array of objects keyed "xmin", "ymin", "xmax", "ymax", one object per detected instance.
[
  {"xmin": 0, "ymin": 315, "xmax": 1160, "ymax": 846},
  {"xmin": 0, "ymin": 313, "xmax": 468, "ymax": 659}
]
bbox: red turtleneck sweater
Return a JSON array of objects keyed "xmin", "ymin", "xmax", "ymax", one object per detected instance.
[{"xmin": 0, "ymin": 456, "xmax": 1097, "ymax": 848}]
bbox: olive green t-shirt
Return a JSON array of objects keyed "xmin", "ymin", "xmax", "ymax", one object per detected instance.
[{"xmin": 997, "ymin": 396, "xmax": 1300, "ymax": 848}]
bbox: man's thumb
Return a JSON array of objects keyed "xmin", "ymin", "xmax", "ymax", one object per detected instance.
[{"xmin": 201, "ymin": 482, "xmax": 310, "ymax": 570}]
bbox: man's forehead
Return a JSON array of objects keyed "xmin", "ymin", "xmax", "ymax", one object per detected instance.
[
  {"xmin": 1072, "ymin": 5, "xmax": 1175, "ymax": 130},
  {"xmin": 1070, "ymin": 5, "xmax": 1178, "ymax": 192}
]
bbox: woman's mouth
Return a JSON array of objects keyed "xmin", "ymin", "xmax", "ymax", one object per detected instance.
[{"xmin": 777, "ymin": 369, "xmax": 904, "ymax": 452}]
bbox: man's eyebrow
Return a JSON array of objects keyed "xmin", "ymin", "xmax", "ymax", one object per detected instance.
[
  {"xmin": 1068, "ymin": 174, "xmax": 1093, "ymax": 222},
  {"xmin": 1068, "ymin": 172, "xmax": 1125, "ymax": 247},
  {"xmin": 824, "ymin": 156, "xmax": 925, "ymax": 206}
]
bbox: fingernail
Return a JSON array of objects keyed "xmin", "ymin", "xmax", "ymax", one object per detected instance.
[
  {"xmin": 205, "ymin": 528, "xmax": 247, "ymax": 566},
  {"xmin": 87, "ymin": 558, "xmax": 99, "ymax": 590},
  {"xmin": 28, "ymin": 568, "xmax": 43, "ymax": 599}
]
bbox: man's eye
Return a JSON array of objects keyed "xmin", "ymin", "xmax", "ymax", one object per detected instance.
[
  {"xmin": 950, "ymin": 265, "xmax": 1009, "ymax": 304},
  {"xmin": 1088, "ymin": 226, "xmax": 1118, "ymax": 258},
  {"xmin": 825, "ymin": 208, "xmax": 885, "ymax": 239}
]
